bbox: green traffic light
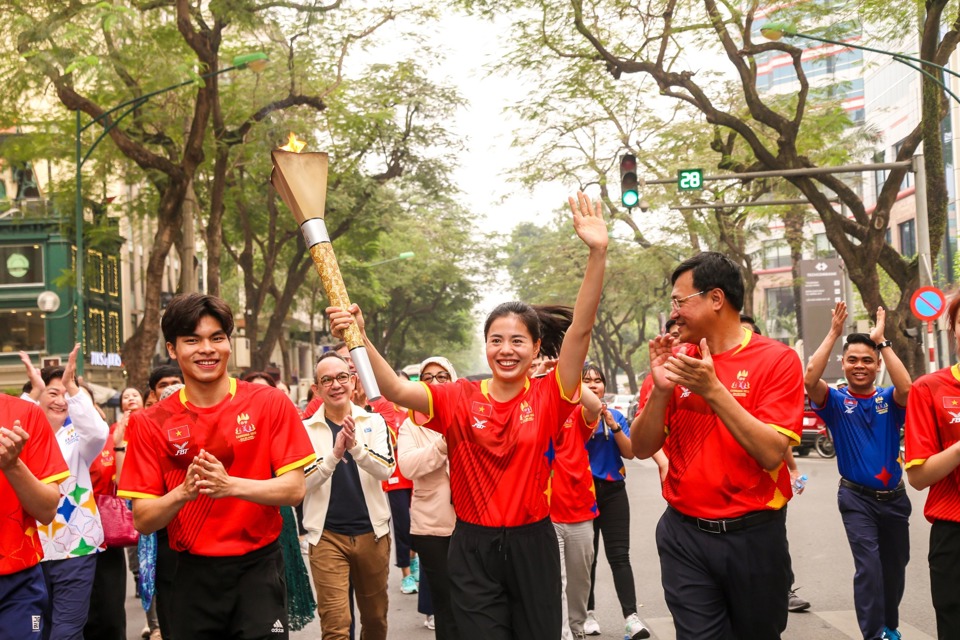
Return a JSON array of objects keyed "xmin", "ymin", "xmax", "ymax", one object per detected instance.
[{"xmin": 622, "ymin": 190, "xmax": 639, "ymax": 208}]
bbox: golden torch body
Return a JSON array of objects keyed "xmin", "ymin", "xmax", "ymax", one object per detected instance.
[{"xmin": 271, "ymin": 144, "xmax": 381, "ymax": 400}]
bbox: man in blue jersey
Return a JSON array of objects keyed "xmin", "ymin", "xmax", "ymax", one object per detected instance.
[{"xmin": 804, "ymin": 301, "xmax": 911, "ymax": 640}]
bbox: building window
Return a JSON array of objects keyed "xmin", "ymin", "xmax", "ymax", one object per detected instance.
[
  {"xmin": 87, "ymin": 251, "xmax": 105, "ymax": 294},
  {"xmin": 88, "ymin": 308, "xmax": 106, "ymax": 353},
  {"xmin": 765, "ymin": 286, "xmax": 797, "ymax": 341},
  {"xmin": 763, "ymin": 240, "xmax": 792, "ymax": 269},
  {"xmin": 106, "ymin": 255, "xmax": 119, "ymax": 297},
  {"xmin": 107, "ymin": 311, "xmax": 121, "ymax": 353},
  {"xmin": 0, "ymin": 309, "xmax": 45, "ymax": 352},
  {"xmin": 898, "ymin": 219, "xmax": 916, "ymax": 258},
  {"xmin": 0, "ymin": 245, "xmax": 44, "ymax": 287},
  {"xmin": 814, "ymin": 233, "xmax": 837, "ymax": 258}
]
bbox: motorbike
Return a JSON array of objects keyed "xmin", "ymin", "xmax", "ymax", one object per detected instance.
[{"xmin": 815, "ymin": 424, "xmax": 836, "ymax": 459}]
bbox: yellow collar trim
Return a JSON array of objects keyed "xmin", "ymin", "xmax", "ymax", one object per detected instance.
[
  {"xmin": 179, "ymin": 377, "xmax": 237, "ymax": 407},
  {"xmin": 480, "ymin": 376, "xmax": 530, "ymax": 400}
]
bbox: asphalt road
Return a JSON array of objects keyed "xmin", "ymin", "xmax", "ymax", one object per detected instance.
[{"xmin": 123, "ymin": 452, "xmax": 939, "ymax": 639}]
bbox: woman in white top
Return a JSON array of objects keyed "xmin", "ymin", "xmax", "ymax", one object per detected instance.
[{"xmin": 21, "ymin": 345, "xmax": 108, "ymax": 640}]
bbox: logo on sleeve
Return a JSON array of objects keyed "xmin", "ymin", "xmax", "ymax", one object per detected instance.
[{"xmin": 235, "ymin": 413, "xmax": 257, "ymax": 442}]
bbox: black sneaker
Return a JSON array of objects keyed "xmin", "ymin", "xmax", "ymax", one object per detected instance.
[{"xmin": 788, "ymin": 588, "xmax": 811, "ymax": 612}]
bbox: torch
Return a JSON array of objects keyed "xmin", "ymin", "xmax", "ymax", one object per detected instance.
[{"xmin": 271, "ymin": 133, "xmax": 381, "ymax": 401}]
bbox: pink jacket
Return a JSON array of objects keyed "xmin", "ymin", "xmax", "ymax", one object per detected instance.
[{"xmin": 396, "ymin": 418, "xmax": 455, "ymax": 537}]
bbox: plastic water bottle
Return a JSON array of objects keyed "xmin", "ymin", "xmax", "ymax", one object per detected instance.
[{"xmin": 793, "ymin": 474, "xmax": 808, "ymax": 492}]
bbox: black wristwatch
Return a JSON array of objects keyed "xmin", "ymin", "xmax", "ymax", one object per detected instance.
[
  {"xmin": 877, "ymin": 340, "xmax": 893, "ymax": 350},
  {"xmin": 113, "ymin": 446, "xmax": 126, "ymax": 452},
  {"xmin": 610, "ymin": 426, "xmax": 622, "ymax": 434}
]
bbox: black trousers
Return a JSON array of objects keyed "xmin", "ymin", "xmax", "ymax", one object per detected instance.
[
  {"xmin": 155, "ymin": 528, "xmax": 178, "ymax": 640},
  {"xmin": 172, "ymin": 540, "xmax": 287, "ymax": 640},
  {"xmin": 930, "ymin": 519, "xmax": 960, "ymax": 639},
  {"xmin": 412, "ymin": 533, "xmax": 458, "ymax": 640},
  {"xmin": 388, "ymin": 489, "xmax": 413, "ymax": 568},
  {"xmin": 658, "ymin": 506, "xmax": 790, "ymax": 640},
  {"xmin": 587, "ymin": 478, "xmax": 637, "ymax": 617},
  {"xmin": 83, "ymin": 546, "xmax": 126, "ymax": 640},
  {"xmin": 449, "ymin": 517, "xmax": 560, "ymax": 640}
]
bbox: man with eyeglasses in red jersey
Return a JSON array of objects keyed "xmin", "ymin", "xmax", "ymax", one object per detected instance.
[
  {"xmin": 118, "ymin": 293, "xmax": 316, "ymax": 640},
  {"xmin": 633, "ymin": 252, "xmax": 804, "ymax": 640}
]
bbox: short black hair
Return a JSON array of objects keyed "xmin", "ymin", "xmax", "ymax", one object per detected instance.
[
  {"xmin": 672, "ymin": 252, "xmax": 745, "ymax": 312},
  {"xmin": 161, "ymin": 293, "xmax": 234, "ymax": 345},
  {"xmin": 40, "ymin": 366, "xmax": 66, "ymax": 386},
  {"xmin": 739, "ymin": 314, "xmax": 761, "ymax": 335},
  {"xmin": 581, "ymin": 364, "xmax": 606, "ymax": 385},
  {"xmin": 315, "ymin": 351, "xmax": 348, "ymax": 382},
  {"xmin": 843, "ymin": 333, "xmax": 878, "ymax": 352},
  {"xmin": 148, "ymin": 365, "xmax": 183, "ymax": 392},
  {"xmin": 664, "ymin": 318, "xmax": 677, "ymax": 332}
]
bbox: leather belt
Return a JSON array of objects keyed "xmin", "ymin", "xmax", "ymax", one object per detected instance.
[
  {"xmin": 670, "ymin": 506, "xmax": 783, "ymax": 535},
  {"xmin": 839, "ymin": 478, "xmax": 906, "ymax": 501}
]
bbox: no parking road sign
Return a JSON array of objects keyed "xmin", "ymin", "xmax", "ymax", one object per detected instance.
[{"xmin": 911, "ymin": 286, "xmax": 947, "ymax": 321}]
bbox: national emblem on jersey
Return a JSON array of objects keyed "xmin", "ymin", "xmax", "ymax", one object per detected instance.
[
  {"xmin": 843, "ymin": 397, "xmax": 857, "ymax": 414},
  {"xmin": 235, "ymin": 412, "xmax": 257, "ymax": 442},
  {"xmin": 942, "ymin": 395, "xmax": 960, "ymax": 409},
  {"xmin": 875, "ymin": 395, "xmax": 889, "ymax": 415},
  {"xmin": 729, "ymin": 370, "xmax": 750, "ymax": 397},
  {"xmin": 519, "ymin": 400, "xmax": 535, "ymax": 423}
]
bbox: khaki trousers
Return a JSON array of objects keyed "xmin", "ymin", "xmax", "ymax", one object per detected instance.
[{"xmin": 309, "ymin": 530, "xmax": 390, "ymax": 640}]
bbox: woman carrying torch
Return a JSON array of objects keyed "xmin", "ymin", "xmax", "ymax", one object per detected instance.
[{"xmin": 327, "ymin": 191, "xmax": 607, "ymax": 639}]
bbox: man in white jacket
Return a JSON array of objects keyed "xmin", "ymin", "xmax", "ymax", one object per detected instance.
[{"xmin": 302, "ymin": 351, "xmax": 395, "ymax": 640}]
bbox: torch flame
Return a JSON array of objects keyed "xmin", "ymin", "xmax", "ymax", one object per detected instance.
[{"xmin": 279, "ymin": 132, "xmax": 306, "ymax": 153}]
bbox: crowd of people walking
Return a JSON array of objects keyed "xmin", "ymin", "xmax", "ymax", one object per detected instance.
[{"xmin": 2, "ymin": 191, "xmax": 960, "ymax": 640}]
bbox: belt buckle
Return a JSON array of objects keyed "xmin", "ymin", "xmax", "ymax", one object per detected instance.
[{"xmin": 696, "ymin": 518, "xmax": 724, "ymax": 534}]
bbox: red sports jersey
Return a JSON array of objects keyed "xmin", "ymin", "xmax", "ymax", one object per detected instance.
[
  {"xmin": 905, "ymin": 364, "xmax": 960, "ymax": 523},
  {"xmin": 549, "ymin": 407, "xmax": 598, "ymax": 524},
  {"xmin": 303, "ymin": 395, "xmax": 322, "ymax": 419},
  {"xmin": 377, "ymin": 396, "xmax": 414, "ymax": 493},
  {"xmin": 90, "ymin": 423, "xmax": 120, "ymax": 497},
  {"xmin": 413, "ymin": 370, "xmax": 579, "ymax": 527},
  {"xmin": 639, "ymin": 331, "xmax": 803, "ymax": 519},
  {"xmin": 118, "ymin": 379, "xmax": 316, "ymax": 556},
  {"xmin": 0, "ymin": 394, "xmax": 69, "ymax": 575}
]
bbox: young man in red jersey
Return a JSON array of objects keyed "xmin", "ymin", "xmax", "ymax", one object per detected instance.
[
  {"xmin": 118, "ymin": 293, "xmax": 316, "ymax": 640},
  {"xmin": 633, "ymin": 252, "xmax": 804, "ymax": 640},
  {"xmin": 0, "ymin": 394, "xmax": 69, "ymax": 640}
]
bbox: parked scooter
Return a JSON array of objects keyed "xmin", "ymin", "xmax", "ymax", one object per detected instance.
[{"xmin": 815, "ymin": 425, "xmax": 836, "ymax": 459}]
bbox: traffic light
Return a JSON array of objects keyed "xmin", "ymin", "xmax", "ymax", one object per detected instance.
[{"xmin": 620, "ymin": 154, "xmax": 639, "ymax": 208}]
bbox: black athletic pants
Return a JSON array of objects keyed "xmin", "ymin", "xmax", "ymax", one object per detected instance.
[
  {"xmin": 449, "ymin": 517, "xmax": 561, "ymax": 640},
  {"xmin": 172, "ymin": 540, "xmax": 287, "ymax": 639},
  {"xmin": 587, "ymin": 478, "xmax": 637, "ymax": 617},
  {"xmin": 412, "ymin": 533, "xmax": 458, "ymax": 640},
  {"xmin": 930, "ymin": 519, "xmax": 960, "ymax": 639}
]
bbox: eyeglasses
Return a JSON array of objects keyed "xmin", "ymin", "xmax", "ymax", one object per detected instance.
[
  {"xmin": 420, "ymin": 372, "xmax": 451, "ymax": 383},
  {"xmin": 318, "ymin": 372, "xmax": 353, "ymax": 388},
  {"xmin": 670, "ymin": 290, "xmax": 707, "ymax": 311}
]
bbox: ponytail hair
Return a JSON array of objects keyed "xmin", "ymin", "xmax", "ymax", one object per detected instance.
[{"xmin": 483, "ymin": 302, "xmax": 574, "ymax": 359}]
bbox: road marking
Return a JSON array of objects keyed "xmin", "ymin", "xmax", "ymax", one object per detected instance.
[{"xmin": 639, "ymin": 612, "xmax": 935, "ymax": 640}]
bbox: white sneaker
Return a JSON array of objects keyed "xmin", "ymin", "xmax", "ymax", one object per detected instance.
[
  {"xmin": 583, "ymin": 610, "xmax": 601, "ymax": 635},
  {"xmin": 625, "ymin": 613, "xmax": 651, "ymax": 640},
  {"xmin": 424, "ymin": 615, "xmax": 435, "ymax": 630}
]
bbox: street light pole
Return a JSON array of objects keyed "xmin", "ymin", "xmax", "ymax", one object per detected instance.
[{"xmin": 72, "ymin": 52, "xmax": 267, "ymax": 374}]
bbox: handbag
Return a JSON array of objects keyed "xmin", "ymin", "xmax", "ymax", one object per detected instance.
[{"xmin": 96, "ymin": 493, "xmax": 139, "ymax": 548}]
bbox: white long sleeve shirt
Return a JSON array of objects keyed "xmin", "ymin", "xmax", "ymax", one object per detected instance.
[{"xmin": 26, "ymin": 391, "xmax": 109, "ymax": 559}]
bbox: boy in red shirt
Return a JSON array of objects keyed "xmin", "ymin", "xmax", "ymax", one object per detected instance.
[{"xmin": 119, "ymin": 293, "xmax": 315, "ymax": 639}]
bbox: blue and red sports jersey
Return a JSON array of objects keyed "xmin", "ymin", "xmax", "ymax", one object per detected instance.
[
  {"xmin": 412, "ymin": 370, "xmax": 579, "ymax": 527},
  {"xmin": 812, "ymin": 385, "xmax": 904, "ymax": 490},
  {"xmin": 549, "ymin": 407, "xmax": 598, "ymax": 524},
  {"xmin": 639, "ymin": 330, "xmax": 803, "ymax": 519},
  {"xmin": 905, "ymin": 364, "xmax": 960, "ymax": 523},
  {"xmin": 0, "ymin": 394, "xmax": 69, "ymax": 575},
  {"xmin": 119, "ymin": 379, "xmax": 315, "ymax": 556},
  {"xmin": 584, "ymin": 408, "xmax": 631, "ymax": 482}
]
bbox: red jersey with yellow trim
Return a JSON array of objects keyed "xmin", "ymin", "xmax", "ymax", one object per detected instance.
[
  {"xmin": 374, "ymin": 397, "xmax": 414, "ymax": 493},
  {"xmin": 413, "ymin": 371, "xmax": 579, "ymax": 527},
  {"xmin": 638, "ymin": 330, "xmax": 803, "ymax": 519},
  {"xmin": 549, "ymin": 407, "xmax": 598, "ymax": 524},
  {"xmin": 90, "ymin": 422, "xmax": 120, "ymax": 497},
  {"xmin": 118, "ymin": 379, "xmax": 316, "ymax": 556},
  {"xmin": 905, "ymin": 364, "xmax": 960, "ymax": 523},
  {"xmin": 0, "ymin": 394, "xmax": 69, "ymax": 575}
]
